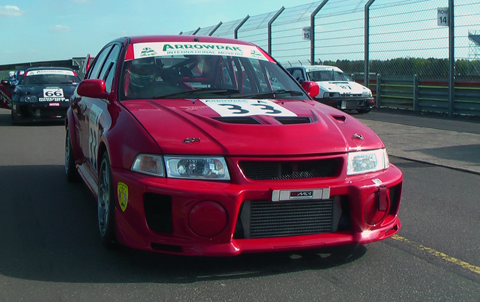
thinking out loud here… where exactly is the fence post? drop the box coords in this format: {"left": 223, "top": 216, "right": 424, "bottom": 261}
{"left": 268, "top": 7, "right": 285, "bottom": 55}
{"left": 234, "top": 15, "right": 250, "bottom": 39}
{"left": 376, "top": 73, "right": 381, "bottom": 108}
{"left": 413, "top": 74, "right": 419, "bottom": 112}
{"left": 208, "top": 22, "right": 223, "bottom": 36}
{"left": 310, "top": 0, "right": 329, "bottom": 65}
{"left": 364, "top": 0, "right": 376, "bottom": 88}
{"left": 448, "top": 0, "right": 455, "bottom": 117}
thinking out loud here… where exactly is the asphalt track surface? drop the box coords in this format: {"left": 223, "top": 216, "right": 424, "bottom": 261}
{"left": 0, "top": 107, "right": 479, "bottom": 301}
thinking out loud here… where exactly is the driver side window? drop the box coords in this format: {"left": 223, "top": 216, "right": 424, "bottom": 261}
{"left": 291, "top": 69, "right": 304, "bottom": 82}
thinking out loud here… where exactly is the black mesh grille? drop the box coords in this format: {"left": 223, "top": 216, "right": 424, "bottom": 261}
{"left": 235, "top": 199, "right": 339, "bottom": 239}
{"left": 239, "top": 158, "right": 341, "bottom": 180}
{"left": 144, "top": 193, "right": 173, "bottom": 233}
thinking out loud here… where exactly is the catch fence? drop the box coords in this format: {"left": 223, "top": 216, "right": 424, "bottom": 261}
{"left": 181, "top": 0, "right": 480, "bottom": 116}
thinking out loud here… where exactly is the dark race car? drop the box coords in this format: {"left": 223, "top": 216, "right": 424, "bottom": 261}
{"left": 11, "top": 67, "right": 81, "bottom": 123}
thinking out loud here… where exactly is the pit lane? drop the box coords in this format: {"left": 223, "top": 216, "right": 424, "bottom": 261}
{"left": 0, "top": 108, "right": 478, "bottom": 301}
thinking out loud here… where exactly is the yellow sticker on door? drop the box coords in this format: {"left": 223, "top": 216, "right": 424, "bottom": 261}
{"left": 117, "top": 182, "right": 129, "bottom": 212}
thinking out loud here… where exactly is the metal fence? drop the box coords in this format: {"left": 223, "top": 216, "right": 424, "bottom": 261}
{"left": 181, "top": 0, "right": 480, "bottom": 79}
{"left": 180, "top": 0, "right": 480, "bottom": 116}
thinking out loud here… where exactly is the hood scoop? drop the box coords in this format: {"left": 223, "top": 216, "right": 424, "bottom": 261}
{"left": 211, "top": 116, "right": 312, "bottom": 125}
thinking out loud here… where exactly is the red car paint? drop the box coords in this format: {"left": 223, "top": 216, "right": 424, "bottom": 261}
{"left": 66, "top": 35, "right": 402, "bottom": 256}
{"left": 0, "top": 81, "right": 13, "bottom": 109}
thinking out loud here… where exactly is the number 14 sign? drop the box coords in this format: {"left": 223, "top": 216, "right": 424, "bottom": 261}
{"left": 437, "top": 7, "right": 449, "bottom": 27}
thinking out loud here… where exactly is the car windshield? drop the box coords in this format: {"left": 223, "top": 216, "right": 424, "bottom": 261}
{"left": 19, "top": 72, "right": 80, "bottom": 85}
{"left": 306, "top": 70, "right": 351, "bottom": 82}
{"left": 120, "top": 54, "right": 309, "bottom": 100}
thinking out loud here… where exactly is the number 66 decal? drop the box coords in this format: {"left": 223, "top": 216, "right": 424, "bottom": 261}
{"left": 43, "top": 88, "right": 64, "bottom": 97}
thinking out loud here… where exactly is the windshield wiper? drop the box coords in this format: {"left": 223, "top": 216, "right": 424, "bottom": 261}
{"left": 241, "top": 90, "right": 304, "bottom": 99}
{"left": 153, "top": 88, "right": 240, "bottom": 99}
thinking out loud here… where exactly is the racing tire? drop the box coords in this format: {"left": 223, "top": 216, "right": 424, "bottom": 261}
{"left": 98, "top": 152, "right": 117, "bottom": 249}
{"left": 356, "top": 108, "right": 371, "bottom": 114}
{"left": 65, "top": 127, "right": 80, "bottom": 182}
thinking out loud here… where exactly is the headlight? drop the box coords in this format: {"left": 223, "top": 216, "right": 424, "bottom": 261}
{"left": 362, "top": 90, "right": 372, "bottom": 97}
{"left": 19, "top": 95, "right": 38, "bottom": 102}
{"left": 131, "top": 154, "right": 165, "bottom": 177}
{"left": 347, "top": 149, "right": 389, "bottom": 175}
{"left": 164, "top": 156, "right": 230, "bottom": 180}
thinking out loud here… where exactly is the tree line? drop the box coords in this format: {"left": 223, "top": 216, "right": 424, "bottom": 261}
{"left": 321, "top": 58, "right": 480, "bottom": 80}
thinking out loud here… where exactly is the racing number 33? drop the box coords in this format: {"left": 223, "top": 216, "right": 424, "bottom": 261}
{"left": 201, "top": 99, "right": 297, "bottom": 117}
{"left": 219, "top": 103, "right": 281, "bottom": 115}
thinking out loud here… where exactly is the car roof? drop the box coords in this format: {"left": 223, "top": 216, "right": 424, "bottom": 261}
{"left": 24, "top": 66, "right": 76, "bottom": 72}
{"left": 122, "top": 35, "right": 258, "bottom": 47}
{"left": 287, "top": 65, "right": 343, "bottom": 73}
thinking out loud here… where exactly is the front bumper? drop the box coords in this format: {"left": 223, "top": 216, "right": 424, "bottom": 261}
{"left": 316, "top": 97, "right": 375, "bottom": 111}
{"left": 12, "top": 101, "right": 69, "bottom": 123}
{"left": 109, "top": 163, "right": 403, "bottom": 257}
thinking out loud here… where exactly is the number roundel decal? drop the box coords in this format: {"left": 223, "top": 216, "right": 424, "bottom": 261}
{"left": 200, "top": 99, "right": 297, "bottom": 117}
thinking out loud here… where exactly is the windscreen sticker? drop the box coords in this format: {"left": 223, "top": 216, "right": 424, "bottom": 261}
{"left": 133, "top": 42, "right": 269, "bottom": 61}
{"left": 200, "top": 99, "right": 297, "bottom": 117}
{"left": 26, "top": 70, "right": 75, "bottom": 76}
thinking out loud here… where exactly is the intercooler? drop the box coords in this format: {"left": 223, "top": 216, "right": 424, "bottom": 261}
{"left": 234, "top": 198, "right": 343, "bottom": 239}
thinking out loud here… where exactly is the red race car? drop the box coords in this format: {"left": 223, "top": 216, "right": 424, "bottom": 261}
{"left": 65, "top": 35, "right": 402, "bottom": 257}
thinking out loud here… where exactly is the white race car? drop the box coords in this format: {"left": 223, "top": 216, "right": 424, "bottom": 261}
{"left": 287, "top": 65, "right": 374, "bottom": 113}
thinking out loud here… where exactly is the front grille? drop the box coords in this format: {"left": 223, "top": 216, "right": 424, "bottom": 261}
{"left": 239, "top": 158, "right": 341, "bottom": 180}
{"left": 234, "top": 198, "right": 342, "bottom": 239}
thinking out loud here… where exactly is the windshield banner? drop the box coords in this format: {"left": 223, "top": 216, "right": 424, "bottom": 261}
{"left": 133, "top": 42, "right": 269, "bottom": 61}
{"left": 26, "top": 70, "right": 75, "bottom": 76}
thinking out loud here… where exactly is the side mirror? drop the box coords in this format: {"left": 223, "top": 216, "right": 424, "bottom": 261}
{"left": 77, "top": 79, "right": 108, "bottom": 99}
{"left": 301, "top": 81, "right": 319, "bottom": 98}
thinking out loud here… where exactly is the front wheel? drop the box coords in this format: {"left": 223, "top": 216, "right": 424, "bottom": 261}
{"left": 98, "top": 152, "right": 117, "bottom": 248}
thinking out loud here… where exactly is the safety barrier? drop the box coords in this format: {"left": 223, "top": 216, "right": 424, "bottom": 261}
{"left": 357, "top": 76, "right": 480, "bottom": 116}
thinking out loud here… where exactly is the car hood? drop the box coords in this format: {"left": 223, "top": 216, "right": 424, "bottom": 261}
{"left": 122, "top": 98, "right": 384, "bottom": 156}
{"left": 317, "top": 81, "right": 371, "bottom": 95}
{"left": 14, "top": 84, "right": 77, "bottom": 97}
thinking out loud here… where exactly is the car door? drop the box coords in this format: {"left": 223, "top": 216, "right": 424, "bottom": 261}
{"left": 77, "top": 44, "right": 121, "bottom": 178}
{"left": 72, "top": 45, "right": 112, "bottom": 166}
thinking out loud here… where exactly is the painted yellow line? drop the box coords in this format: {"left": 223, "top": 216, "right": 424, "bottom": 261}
{"left": 392, "top": 235, "right": 480, "bottom": 275}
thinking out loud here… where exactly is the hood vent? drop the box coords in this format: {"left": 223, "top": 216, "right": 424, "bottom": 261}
{"left": 212, "top": 117, "right": 261, "bottom": 124}
{"left": 212, "top": 116, "right": 311, "bottom": 125}
{"left": 274, "top": 117, "right": 311, "bottom": 124}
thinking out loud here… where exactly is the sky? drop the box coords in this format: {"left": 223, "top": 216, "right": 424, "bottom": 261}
{"left": 0, "top": 0, "right": 319, "bottom": 65}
